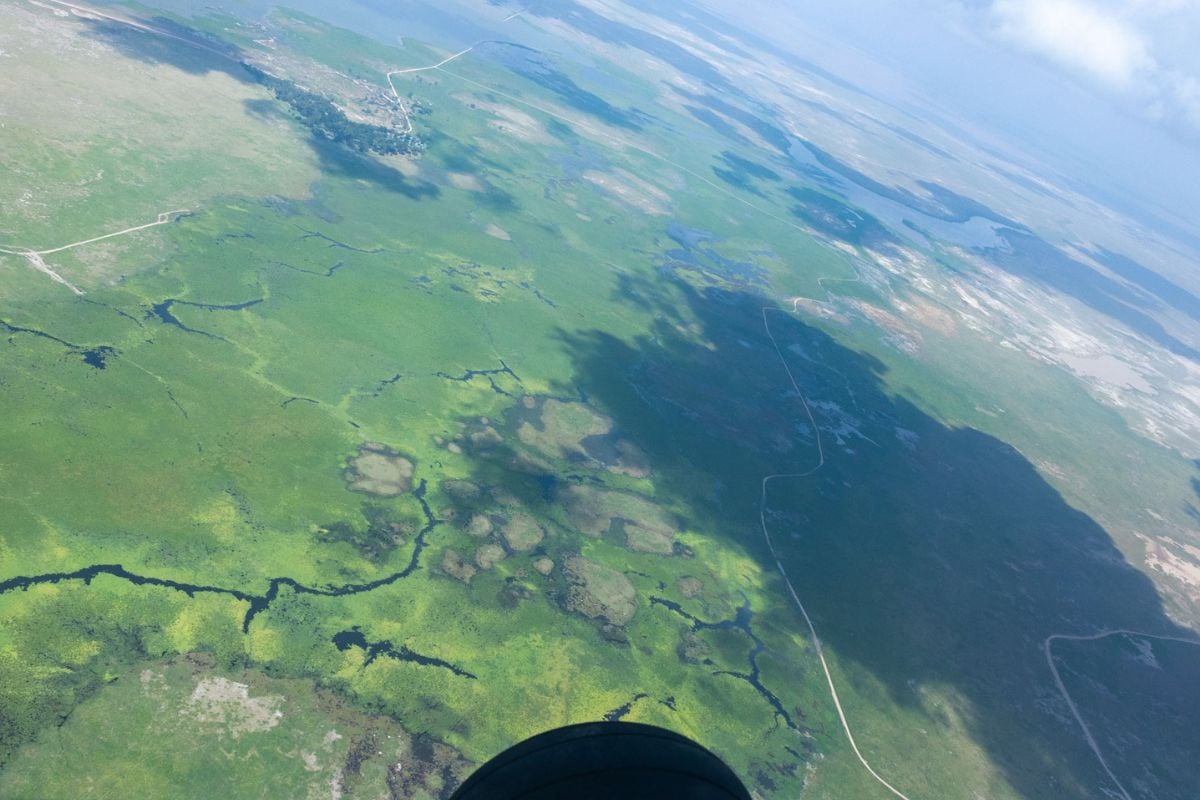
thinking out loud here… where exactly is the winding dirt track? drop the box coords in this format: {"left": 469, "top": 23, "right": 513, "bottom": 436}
{"left": 386, "top": 46, "right": 478, "bottom": 134}
{"left": 8, "top": 210, "right": 190, "bottom": 257}
{"left": 0, "top": 211, "right": 189, "bottom": 294}
{"left": 761, "top": 305, "right": 915, "bottom": 800}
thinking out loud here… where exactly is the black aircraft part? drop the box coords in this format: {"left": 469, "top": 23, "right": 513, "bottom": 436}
{"left": 448, "top": 722, "right": 751, "bottom": 800}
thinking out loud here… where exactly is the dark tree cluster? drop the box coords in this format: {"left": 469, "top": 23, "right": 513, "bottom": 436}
{"left": 243, "top": 64, "right": 426, "bottom": 157}
{"left": 315, "top": 505, "right": 410, "bottom": 564}
{"left": 407, "top": 94, "right": 434, "bottom": 116}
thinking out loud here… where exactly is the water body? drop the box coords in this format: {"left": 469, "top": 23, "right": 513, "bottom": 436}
{"left": 601, "top": 693, "right": 675, "bottom": 722}
{"left": 332, "top": 627, "right": 476, "bottom": 679}
{"left": 603, "top": 693, "right": 650, "bottom": 722}
{"left": 295, "top": 226, "right": 385, "bottom": 254}
{"left": 1, "top": 318, "right": 116, "bottom": 368}
{"left": 534, "top": 473, "right": 557, "bottom": 501}
{"left": 554, "top": 144, "right": 611, "bottom": 181}
{"left": 475, "top": 41, "right": 650, "bottom": 131}
{"left": 150, "top": 297, "right": 264, "bottom": 338}
{"left": 366, "top": 373, "right": 404, "bottom": 399}
{"left": 787, "top": 140, "right": 1015, "bottom": 250}
{"left": 651, "top": 595, "right": 799, "bottom": 731}
{"left": 518, "top": 281, "right": 557, "bottom": 309}
{"left": 81, "top": 348, "right": 117, "bottom": 369}
{"left": 0, "top": 480, "right": 443, "bottom": 634}
{"left": 660, "top": 225, "right": 767, "bottom": 287}
{"left": 270, "top": 259, "right": 346, "bottom": 278}
{"left": 436, "top": 360, "right": 522, "bottom": 397}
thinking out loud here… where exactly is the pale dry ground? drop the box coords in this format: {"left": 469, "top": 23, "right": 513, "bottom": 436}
{"left": 449, "top": 93, "right": 556, "bottom": 146}
{"left": 418, "top": 59, "right": 665, "bottom": 159}
{"left": 448, "top": 172, "right": 486, "bottom": 192}
{"left": 346, "top": 446, "right": 414, "bottom": 497}
{"left": 582, "top": 169, "right": 671, "bottom": 216}
{"left": 0, "top": 1, "right": 319, "bottom": 284}
{"left": 186, "top": 677, "right": 285, "bottom": 738}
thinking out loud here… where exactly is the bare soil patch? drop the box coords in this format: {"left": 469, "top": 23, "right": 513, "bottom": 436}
{"left": 345, "top": 443, "right": 414, "bottom": 496}
{"left": 562, "top": 556, "right": 637, "bottom": 626}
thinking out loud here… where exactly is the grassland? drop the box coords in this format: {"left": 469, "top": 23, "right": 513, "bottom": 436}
{"left": 0, "top": 4, "right": 318, "bottom": 266}
{"left": 1, "top": 1, "right": 1198, "bottom": 799}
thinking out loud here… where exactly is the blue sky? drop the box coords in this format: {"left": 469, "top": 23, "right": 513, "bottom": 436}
{"left": 960, "top": 0, "right": 1200, "bottom": 138}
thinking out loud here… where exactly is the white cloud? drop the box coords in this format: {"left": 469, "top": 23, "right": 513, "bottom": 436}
{"left": 975, "top": 0, "right": 1200, "bottom": 138}
{"left": 1158, "top": 69, "right": 1200, "bottom": 128}
{"left": 991, "top": 0, "right": 1153, "bottom": 87}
